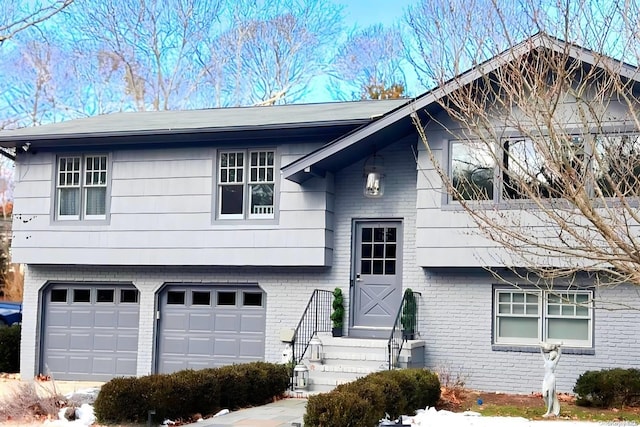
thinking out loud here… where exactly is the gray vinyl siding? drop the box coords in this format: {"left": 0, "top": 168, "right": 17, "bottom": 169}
{"left": 415, "top": 98, "right": 640, "bottom": 268}
{"left": 12, "top": 145, "right": 333, "bottom": 266}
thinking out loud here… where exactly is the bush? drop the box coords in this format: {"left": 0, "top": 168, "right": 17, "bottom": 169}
{"left": 574, "top": 368, "right": 640, "bottom": 408}
{"left": 94, "top": 362, "right": 290, "bottom": 423}
{"left": 305, "top": 369, "right": 441, "bottom": 427}
{"left": 305, "top": 391, "right": 376, "bottom": 427}
{"left": 0, "top": 324, "right": 20, "bottom": 373}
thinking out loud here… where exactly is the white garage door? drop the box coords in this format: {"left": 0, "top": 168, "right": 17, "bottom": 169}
{"left": 156, "top": 285, "right": 266, "bottom": 373}
{"left": 41, "top": 284, "right": 140, "bottom": 380}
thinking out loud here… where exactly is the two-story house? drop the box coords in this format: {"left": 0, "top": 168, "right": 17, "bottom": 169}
{"left": 2, "top": 34, "right": 640, "bottom": 394}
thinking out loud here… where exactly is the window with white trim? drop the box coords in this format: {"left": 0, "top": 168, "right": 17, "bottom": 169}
{"left": 217, "top": 150, "right": 275, "bottom": 219}
{"left": 494, "top": 289, "right": 592, "bottom": 347}
{"left": 56, "top": 155, "right": 108, "bottom": 220}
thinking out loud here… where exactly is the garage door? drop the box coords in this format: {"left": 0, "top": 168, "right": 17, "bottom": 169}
{"left": 156, "top": 285, "right": 266, "bottom": 373}
{"left": 41, "top": 284, "right": 140, "bottom": 380}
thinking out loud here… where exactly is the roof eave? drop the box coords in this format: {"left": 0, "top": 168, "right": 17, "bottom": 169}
{"left": 0, "top": 118, "right": 373, "bottom": 148}
{"left": 282, "top": 33, "right": 640, "bottom": 183}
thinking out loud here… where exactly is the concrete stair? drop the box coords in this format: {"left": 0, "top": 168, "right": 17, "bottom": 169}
{"left": 293, "top": 333, "right": 426, "bottom": 394}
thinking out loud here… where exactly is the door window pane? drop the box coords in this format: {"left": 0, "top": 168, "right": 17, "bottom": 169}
{"left": 217, "top": 291, "right": 236, "bottom": 306}
{"left": 120, "top": 289, "right": 139, "bottom": 303}
{"left": 192, "top": 291, "right": 211, "bottom": 306}
{"left": 372, "top": 260, "right": 384, "bottom": 274}
{"left": 73, "top": 289, "right": 91, "bottom": 303}
{"left": 361, "top": 260, "right": 372, "bottom": 275}
{"left": 97, "top": 289, "right": 114, "bottom": 303}
{"left": 50, "top": 289, "right": 67, "bottom": 303}
{"left": 243, "top": 292, "right": 263, "bottom": 307}
{"left": 385, "top": 260, "right": 395, "bottom": 275}
{"left": 361, "top": 227, "right": 372, "bottom": 242}
{"left": 167, "top": 291, "right": 185, "bottom": 305}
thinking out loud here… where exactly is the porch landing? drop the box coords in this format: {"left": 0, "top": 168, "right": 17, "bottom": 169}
{"left": 297, "top": 333, "right": 426, "bottom": 394}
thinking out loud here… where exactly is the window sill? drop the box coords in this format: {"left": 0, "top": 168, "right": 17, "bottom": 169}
{"left": 492, "top": 344, "right": 594, "bottom": 355}
{"left": 51, "top": 217, "right": 110, "bottom": 226}
{"left": 443, "top": 198, "right": 640, "bottom": 211}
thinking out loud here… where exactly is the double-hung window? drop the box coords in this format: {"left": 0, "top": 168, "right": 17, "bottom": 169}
{"left": 218, "top": 149, "right": 275, "bottom": 219}
{"left": 56, "top": 155, "right": 108, "bottom": 220}
{"left": 494, "top": 288, "right": 593, "bottom": 348}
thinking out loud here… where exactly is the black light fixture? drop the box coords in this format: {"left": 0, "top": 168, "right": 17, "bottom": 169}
{"left": 363, "top": 151, "right": 385, "bottom": 198}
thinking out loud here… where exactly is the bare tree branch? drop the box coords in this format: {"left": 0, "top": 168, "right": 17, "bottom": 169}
{"left": 0, "top": 0, "right": 74, "bottom": 44}
{"left": 407, "top": 0, "right": 640, "bottom": 306}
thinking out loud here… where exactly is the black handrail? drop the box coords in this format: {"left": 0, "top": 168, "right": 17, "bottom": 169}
{"left": 291, "top": 289, "right": 333, "bottom": 365}
{"left": 387, "top": 289, "right": 421, "bottom": 369}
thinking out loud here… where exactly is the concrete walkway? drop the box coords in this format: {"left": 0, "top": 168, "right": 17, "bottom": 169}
{"left": 194, "top": 398, "right": 307, "bottom": 427}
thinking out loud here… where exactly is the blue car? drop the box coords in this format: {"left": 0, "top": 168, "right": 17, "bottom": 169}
{"left": 0, "top": 301, "right": 22, "bottom": 327}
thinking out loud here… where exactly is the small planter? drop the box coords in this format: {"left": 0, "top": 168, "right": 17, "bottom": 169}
{"left": 330, "top": 288, "right": 344, "bottom": 337}
{"left": 401, "top": 288, "right": 417, "bottom": 341}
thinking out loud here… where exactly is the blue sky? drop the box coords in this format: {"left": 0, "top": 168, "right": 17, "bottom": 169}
{"left": 308, "top": 0, "right": 421, "bottom": 101}
{"left": 339, "top": 0, "right": 417, "bottom": 27}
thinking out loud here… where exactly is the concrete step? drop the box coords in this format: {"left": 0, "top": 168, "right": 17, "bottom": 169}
{"left": 295, "top": 336, "right": 427, "bottom": 393}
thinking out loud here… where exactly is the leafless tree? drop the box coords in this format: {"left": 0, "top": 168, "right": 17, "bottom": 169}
{"left": 196, "top": 0, "right": 344, "bottom": 107}
{"left": 406, "top": 0, "right": 640, "bottom": 305}
{"left": 0, "top": 0, "right": 73, "bottom": 45}
{"left": 0, "top": 39, "right": 72, "bottom": 127}
{"left": 66, "top": 0, "right": 222, "bottom": 111}
{"left": 329, "top": 24, "right": 407, "bottom": 100}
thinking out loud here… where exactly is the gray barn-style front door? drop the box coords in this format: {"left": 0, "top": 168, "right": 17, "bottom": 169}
{"left": 350, "top": 221, "right": 403, "bottom": 338}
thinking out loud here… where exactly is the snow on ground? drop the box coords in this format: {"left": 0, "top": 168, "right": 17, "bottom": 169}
{"left": 41, "top": 388, "right": 99, "bottom": 426}
{"left": 387, "top": 407, "right": 636, "bottom": 426}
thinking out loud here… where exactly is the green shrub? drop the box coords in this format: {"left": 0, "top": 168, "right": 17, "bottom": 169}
{"left": 574, "top": 368, "right": 640, "bottom": 408}
{"left": 93, "top": 377, "right": 148, "bottom": 423}
{"left": 0, "top": 324, "right": 20, "bottom": 373}
{"left": 94, "top": 362, "right": 289, "bottom": 423}
{"left": 305, "top": 391, "right": 376, "bottom": 427}
{"left": 304, "top": 368, "right": 441, "bottom": 427}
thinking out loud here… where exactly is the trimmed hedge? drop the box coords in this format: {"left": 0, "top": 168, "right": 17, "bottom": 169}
{"left": 574, "top": 368, "right": 640, "bottom": 408}
{"left": 94, "top": 362, "right": 289, "bottom": 423}
{"left": 0, "top": 324, "right": 20, "bottom": 373}
{"left": 304, "top": 369, "right": 441, "bottom": 427}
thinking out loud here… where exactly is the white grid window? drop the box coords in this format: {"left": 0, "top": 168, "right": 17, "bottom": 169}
{"left": 494, "top": 289, "right": 592, "bottom": 347}
{"left": 496, "top": 290, "right": 541, "bottom": 344}
{"left": 56, "top": 155, "right": 108, "bottom": 220}
{"left": 218, "top": 150, "right": 275, "bottom": 219}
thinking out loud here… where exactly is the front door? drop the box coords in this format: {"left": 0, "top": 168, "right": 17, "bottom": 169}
{"left": 350, "top": 221, "right": 402, "bottom": 338}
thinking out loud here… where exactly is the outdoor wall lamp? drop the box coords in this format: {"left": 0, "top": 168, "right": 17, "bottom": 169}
{"left": 363, "top": 152, "right": 385, "bottom": 198}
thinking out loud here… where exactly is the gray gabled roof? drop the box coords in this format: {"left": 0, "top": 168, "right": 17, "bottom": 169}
{"left": 282, "top": 33, "right": 640, "bottom": 183}
{"left": 0, "top": 99, "right": 407, "bottom": 146}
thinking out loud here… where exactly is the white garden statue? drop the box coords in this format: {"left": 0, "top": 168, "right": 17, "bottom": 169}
{"left": 540, "top": 342, "right": 562, "bottom": 417}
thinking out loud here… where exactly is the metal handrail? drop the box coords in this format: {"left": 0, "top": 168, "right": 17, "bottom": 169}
{"left": 291, "top": 289, "right": 333, "bottom": 365}
{"left": 387, "top": 289, "right": 421, "bottom": 370}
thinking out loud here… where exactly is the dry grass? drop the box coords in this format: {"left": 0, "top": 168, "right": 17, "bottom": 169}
{"left": 0, "top": 380, "right": 66, "bottom": 423}
{"left": 0, "top": 264, "right": 23, "bottom": 302}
